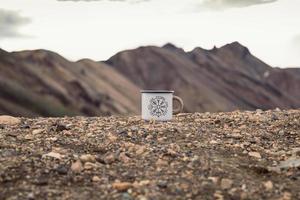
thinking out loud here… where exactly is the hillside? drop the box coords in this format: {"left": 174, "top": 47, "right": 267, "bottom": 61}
{"left": 0, "top": 48, "right": 139, "bottom": 117}
{"left": 0, "top": 42, "right": 300, "bottom": 116}
{"left": 107, "top": 42, "right": 300, "bottom": 113}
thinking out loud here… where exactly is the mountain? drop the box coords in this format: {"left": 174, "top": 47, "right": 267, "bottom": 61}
{"left": 107, "top": 42, "right": 300, "bottom": 112}
{"left": 0, "top": 48, "right": 139, "bottom": 117}
{"left": 0, "top": 42, "right": 299, "bottom": 116}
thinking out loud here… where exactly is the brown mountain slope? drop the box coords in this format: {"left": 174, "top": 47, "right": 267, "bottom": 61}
{"left": 106, "top": 42, "right": 300, "bottom": 112}
{"left": 0, "top": 48, "right": 139, "bottom": 117}
{"left": 1, "top": 42, "right": 299, "bottom": 116}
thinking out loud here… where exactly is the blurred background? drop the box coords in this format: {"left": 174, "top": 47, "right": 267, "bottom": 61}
{"left": 0, "top": 0, "right": 299, "bottom": 117}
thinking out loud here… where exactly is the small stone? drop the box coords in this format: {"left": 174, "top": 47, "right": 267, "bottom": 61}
{"left": 248, "top": 151, "right": 262, "bottom": 159}
{"left": 278, "top": 192, "right": 292, "bottom": 200}
{"left": 157, "top": 180, "right": 168, "bottom": 188}
{"left": 214, "top": 190, "right": 224, "bottom": 200}
{"left": 228, "top": 188, "right": 238, "bottom": 196}
{"left": 63, "top": 131, "right": 73, "bottom": 136}
{"left": 119, "top": 152, "right": 130, "bottom": 163}
{"left": 107, "top": 133, "right": 117, "bottom": 142}
{"left": 80, "top": 154, "right": 96, "bottom": 163}
{"left": 137, "top": 195, "right": 148, "bottom": 200}
{"left": 155, "top": 158, "right": 168, "bottom": 167}
{"left": 241, "top": 184, "right": 247, "bottom": 191}
{"left": 272, "top": 157, "right": 300, "bottom": 170}
{"left": 104, "top": 153, "right": 116, "bottom": 164}
{"left": 71, "top": 160, "right": 83, "bottom": 173}
{"left": 46, "top": 137, "right": 57, "bottom": 142}
{"left": 135, "top": 145, "right": 146, "bottom": 155}
{"left": 291, "top": 148, "right": 300, "bottom": 156}
{"left": 166, "top": 148, "right": 177, "bottom": 156}
{"left": 84, "top": 162, "right": 98, "bottom": 170}
{"left": 263, "top": 181, "right": 273, "bottom": 191}
{"left": 112, "top": 182, "right": 132, "bottom": 192}
{"left": 121, "top": 193, "right": 133, "bottom": 200}
{"left": 0, "top": 115, "right": 21, "bottom": 125}
{"left": 279, "top": 130, "right": 285, "bottom": 136}
{"left": 32, "top": 129, "right": 43, "bottom": 134}
{"left": 56, "top": 165, "right": 68, "bottom": 175}
{"left": 24, "top": 134, "right": 34, "bottom": 140}
{"left": 208, "top": 176, "right": 219, "bottom": 184}
{"left": 210, "top": 140, "right": 218, "bottom": 144}
{"left": 55, "top": 123, "right": 69, "bottom": 132}
{"left": 139, "top": 180, "right": 150, "bottom": 186}
{"left": 27, "top": 192, "right": 34, "bottom": 200}
{"left": 42, "top": 152, "right": 63, "bottom": 160}
{"left": 35, "top": 176, "right": 48, "bottom": 185}
{"left": 220, "top": 178, "right": 233, "bottom": 190}
{"left": 92, "top": 176, "right": 101, "bottom": 182}
{"left": 256, "top": 109, "right": 263, "bottom": 114}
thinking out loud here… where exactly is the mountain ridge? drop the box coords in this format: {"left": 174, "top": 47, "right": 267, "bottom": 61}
{"left": 0, "top": 42, "right": 299, "bottom": 116}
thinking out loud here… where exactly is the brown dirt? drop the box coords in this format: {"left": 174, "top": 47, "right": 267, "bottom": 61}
{"left": 1, "top": 109, "right": 300, "bottom": 200}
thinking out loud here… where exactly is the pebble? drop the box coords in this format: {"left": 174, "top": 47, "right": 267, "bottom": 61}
{"left": 107, "top": 133, "right": 117, "bottom": 142}
{"left": 56, "top": 165, "right": 68, "bottom": 175}
{"left": 279, "top": 130, "right": 285, "bottom": 136}
{"left": 80, "top": 154, "right": 96, "bottom": 163}
{"left": 214, "top": 190, "right": 224, "bottom": 200}
{"left": 208, "top": 177, "right": 219, "bottom": 184}
{"left": 24, "top": 134, "right": 34, "bottom": 140}
{"left": 42, "top": 152, "right": 63, "bottom": 160}
{"left": 112, "top": 182, "right": 132, "bottom": 192}
{"left": 49, "top": 137, "right": 58, "bottom": 141}
{"left": 135, "top": 145, "right": 146, "bottom": 155}
{"left": 166, "top": 148, "right": 177, "bottom": 156}
{"left": 92, "top": 176, "right": 101, "bottom": 182}
{"left": 248, "top": 151, "right": 262, "bottom": 159}
{"left": 157, "top": 180, "right": 168, "bottom": 188}
{"left": 55, "top": 123, "right": 69, "bottom": 132}
{"left": 84, "top": 162, "right": 98, "bottom": 170}
{"left": 71, "top": 160, "right": 83, "bottom": 173}
{"left": 155, "top": 158, "right": 168, "bottom": 167}
{"left": 220, "top": 178, "right": 233, "bottom": 190}
{"left": 271, "top": 157, "right": 300, "bottom": 170}
{"left": 0, "top": 115, "right": 21, "bottom": 125}
{"left": 119, "top": 152, "right": 130, "bottom": 163}
{"left": 121, "top": 193, "right": 133, "bottom": 200}
{"left": 279, "top": 192, "right": 292, "bottom": 200}
{"left": 137, "top": 195, "right": 148, "bottom": 200}
{"left": 210, "top": 140, "right": 218, "bottom": 144}
{"left": 104, "top": 153, "right": 116, "bottom": 164}
{"left": 263, "top": 181, "right": 273, "bottom": 191}
{"left": 32, "top": 129, "right": 44, "bottom": 135}
{"left": 27, "top": 192, "right": 34, "bottom": 200}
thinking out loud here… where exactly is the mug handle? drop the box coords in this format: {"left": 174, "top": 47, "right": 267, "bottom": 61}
{"left": 173, "top": 96, "right": 184, "bottom": 114}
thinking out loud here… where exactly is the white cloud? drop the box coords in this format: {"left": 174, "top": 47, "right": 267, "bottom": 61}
{"left": 0, "top": 9, "right": 31, "bottom": 39}
{"left": 56, "top": 0, "right": 148, "bottom": 2}
{"left": 200, "top": 0, "right": 278, "bottom": 10}
{"left": 291, "top": 34, "right": 300, "bottom": 55}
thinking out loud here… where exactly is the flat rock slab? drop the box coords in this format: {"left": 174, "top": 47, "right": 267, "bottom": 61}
{"left": 0, "top": 115, "right": 21, "bottom": 125}
{"left": 0, "top": 110, "right": 300, "bottom": 200}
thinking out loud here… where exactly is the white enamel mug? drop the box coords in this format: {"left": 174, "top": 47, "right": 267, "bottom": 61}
{"left": 141, "top": 90, "right": 184, "bottom": 121}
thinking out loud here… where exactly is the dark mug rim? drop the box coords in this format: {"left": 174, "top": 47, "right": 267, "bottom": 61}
{"left": 140, "top": 90, "right": 174, "bottom": 94}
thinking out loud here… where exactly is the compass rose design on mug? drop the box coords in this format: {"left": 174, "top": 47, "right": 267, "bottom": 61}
{"left": 148, "top": 96, "right": 168, "bottom": 117}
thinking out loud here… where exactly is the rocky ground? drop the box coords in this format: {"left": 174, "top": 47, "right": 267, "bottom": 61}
{"left": 0, "top": 109, "right": 300, "bottom": 200}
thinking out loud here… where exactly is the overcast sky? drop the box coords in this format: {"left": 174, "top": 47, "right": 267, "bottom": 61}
{"left": 0, "top": 0, "right": 299, "bottom": 67}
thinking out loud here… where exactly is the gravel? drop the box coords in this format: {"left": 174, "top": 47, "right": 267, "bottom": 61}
{"left": 0, "top": 109, "right": 300, "bottom": 199}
